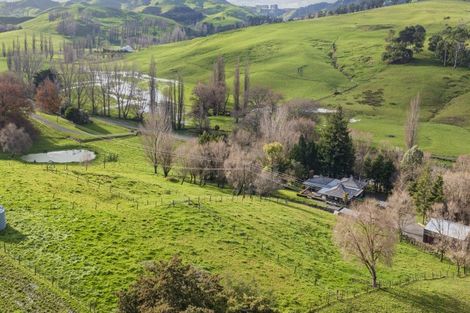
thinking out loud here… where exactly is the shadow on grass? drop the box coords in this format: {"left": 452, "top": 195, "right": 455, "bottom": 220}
{"left": 407, "top": 57, "right": 446, "bottom": 68}
{"left": 76, "top": 122, "right": 112, "bottom": 135}
{"left": 0, "top": 224, "right": 27, "bottom": 244}
{"left": 383, "top": 287, "right": 467, "bottom": 313}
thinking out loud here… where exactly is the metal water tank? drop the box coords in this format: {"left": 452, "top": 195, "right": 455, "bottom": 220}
{"left": 0, "top": 206, "right": 6, "bottom": 231}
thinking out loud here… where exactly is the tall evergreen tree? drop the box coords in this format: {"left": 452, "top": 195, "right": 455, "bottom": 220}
{"left": 409, "top": 166, "right": 444, "bottom": 224}
{"left": 291, "top": 134, "right": 319, "bottom": 178}
{"left": 318, "top": 106, "right": 355, "bottom": 177}
{"left": 364, "top": 154, "right": 396, "bottom": 193}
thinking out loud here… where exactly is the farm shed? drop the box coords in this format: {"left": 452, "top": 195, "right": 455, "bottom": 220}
{"left": 423, "top": 218, "right": 470, "bottom": 244}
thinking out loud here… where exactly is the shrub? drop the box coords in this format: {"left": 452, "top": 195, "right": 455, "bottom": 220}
{"left": 0, "top": 123, "right": 32, "bottom": 155}
{"left": 117, "top": 256, "right": 278, "bottom": 313}
{"left": 64, "top": 107, "right": 90, "bottom": 125}
{"left": 104, "top": 153, "right": 119, "bottom": 163}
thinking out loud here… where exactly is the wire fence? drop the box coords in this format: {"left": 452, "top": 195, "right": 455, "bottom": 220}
{"left": 1, "top": 161, "right": 469, "bottom": 312}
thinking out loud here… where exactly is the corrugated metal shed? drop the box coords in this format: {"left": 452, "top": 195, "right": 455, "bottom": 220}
{"left": 425, "top": 218, "right": 470, "bottom": 241}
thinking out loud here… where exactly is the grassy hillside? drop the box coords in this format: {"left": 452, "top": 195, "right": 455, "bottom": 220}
{"left": 126, "top": 0, "right": 470, "bottom": 156}
{"left": 319, "top": 276, "right": 470, "bottom": 313}
{"left": 0, "top": 252, "right": 86, "bottom": 312}
{"left": 0, "top": 118, "right": 461, "bottom": 312}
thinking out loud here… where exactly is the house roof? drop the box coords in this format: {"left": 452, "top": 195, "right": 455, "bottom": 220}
{"left": 425, "top": 218, "right": 470, "bottom": 241}
{"left": 120, "top": 45, "right": 134, "bottom": 52}
{"left": 303, "top": 176, "right": 340, "bottom": 189}
{"left": 304, "top": 175, "right": 367, "bottom": 200}
{"left": 318, "top": 183, "right": 364, "bottom": 199}
{"left": 341, "top": 177, "right": 368, "bottom": 190}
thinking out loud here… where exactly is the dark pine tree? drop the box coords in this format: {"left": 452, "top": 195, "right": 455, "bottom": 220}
{"left": 318, "top": 106, "right": 355, "bottom": 178}
{"left": 291, "top": 134, "right": 319, "bottom": 178}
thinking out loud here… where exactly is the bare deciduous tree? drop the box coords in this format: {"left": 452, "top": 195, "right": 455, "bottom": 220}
{"left": 443, "top": 166, "right": 470, "bottom": 224}
{"left": 86, "top": 62, "right": 99, "bottom": 114}
{"left": 224, "top": 146, "right": 260, "bottom": 195}
{"left": 175, "top": 139, "right": 200, "bottom": 184}
{"left": 334, "top": 200, "right": 398, "bottom": 288}
{"left": 122, "top": 66, "right": 141, "bottom": 119}
{"left": 0, "top": 123, "right": 32, "bottom": 155}
{"left": 388, "top": 188, "right": 415, "bottom": 237}
{"left": 249, "top": 86, "right": 283, "bottom": 113}
{"left": 74, "top": 62, "right": 88, "bottom": 110}
{"left": 98, "top": 64, "right": 112, "bottom": 116}
{"left": 59, "top": 61, "right": 76, "bottom": 106}
{"left": 112, "top": 63, "right": 127, "bottom": 118}
{"left": 159, "top": 132, "right": 174, "bottom": 177}
{"left": 140, "top": 109, "right": 172, "bottom": 175}
{"left": 448, "top": 239, "right": 470, "bottom": 276}
{"left": 132, "top": 88, "right": 148, "bottom": 121}
{"left": 427, "top": 206, "right": 453, "bottom": 262}
{"left": 405, "top": 93, "right": 420, "bottom": 149}
{"left": 190, "top": 83, "right": 211, "bottom": 132}
{"left": 203, "top": 140, "right": 229, "bottom": 187}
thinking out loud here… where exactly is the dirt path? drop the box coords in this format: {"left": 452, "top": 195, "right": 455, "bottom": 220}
{"left": 31, "top": 113, "right": 87, "bottom": 136}
{"left": 93, "top": 116, "right": 194, "bottom": 142}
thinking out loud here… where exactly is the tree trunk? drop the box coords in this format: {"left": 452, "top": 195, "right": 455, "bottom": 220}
{"left": 154, "top": 165, "right": 157, "bottom": 174}
{"left": 370, "top": 266, "right": 377, "bottom": 288}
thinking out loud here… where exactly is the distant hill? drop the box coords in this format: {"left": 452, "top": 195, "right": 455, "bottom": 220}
{"left": 287, "top": 0, "right": 410, "bottom": 19}
{"left": 0, "top": 0, "right": 256, "bottom": 50}
{"left": 0, "top": 0, "right": 60, "bottom": 16}
{"left": 125, "top": 0, "right": 470, "bottom": 156}
{"left": 0, "top": 0, "right": 256, "bottom": 40}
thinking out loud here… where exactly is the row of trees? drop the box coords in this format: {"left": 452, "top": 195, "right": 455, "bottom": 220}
{"left": 429, "top": 25, "right": 470, "bottom": 68}
{"left": 142, "top": 89, "right": 399, "bottom": 196}
{"left": 301, "top": 0, "right": 410, "bottom": 20}
{"left": 384, "top": 24, "right": 470, "bottom": 68}
{"left": 190, "top": 56, "right": 251, "bottom": 130}
{"left": 29, "top": 53, "right": 186, "bottom": 127}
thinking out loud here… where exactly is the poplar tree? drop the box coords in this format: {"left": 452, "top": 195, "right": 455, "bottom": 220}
{"left": 243, "top": 59, "right": 250, "bottom": 111}
{"left": 233, "top": 57, "right": 241, "bottom": 123}
{"left": 149, "top": 56, "right": 157, "bottom": 113}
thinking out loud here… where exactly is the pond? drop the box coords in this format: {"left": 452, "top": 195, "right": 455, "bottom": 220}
{"left": 21, "top": 149, "right": 96, "bottom": 164}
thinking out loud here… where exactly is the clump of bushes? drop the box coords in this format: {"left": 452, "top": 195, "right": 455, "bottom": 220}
{"left": 63, "top": 107, "right": 90, "bottom": 125}
{"left": 117, "top": 256, "right": 278, "bottom": 313}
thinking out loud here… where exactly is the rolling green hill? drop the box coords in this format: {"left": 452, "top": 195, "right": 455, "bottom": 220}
{"left": 0, "top": 116, "right": 464, "bottom": 312}
{"left": 125, "top": 0, "right": 470, "bottom": 156}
